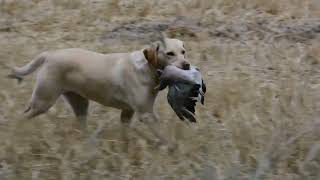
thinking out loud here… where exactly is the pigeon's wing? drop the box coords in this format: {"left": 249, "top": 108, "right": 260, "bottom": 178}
{"left": 200, "top": 80, "right": 206, "bottom": 105}
{"left": 202, "top": 80, "right": 206, "bottom": 94}
{"left": 200, "top": 95, "right": 205, "bottom": 105}
{"left": 181, "top": 108, "right": 197, "bottom": 123}
{"left": 183, "top": 84, "right": 200, "bottom": 114}
{"left": 171, "top": 106, "right": 185, "bottom": 121}
{"left": 174, "top": 84, "right": 199, "bottom": 122}
{"left": 189, "top": 84, "right": 201, "bottom": 97}
{"left": 163, "top": 66, "right": 206, "bottom": 123}
{"left": 184, "top": 98, "right": 197, "bottom": 114}
{"left": 167, "top": 85, "right": 185, "bottom": 121}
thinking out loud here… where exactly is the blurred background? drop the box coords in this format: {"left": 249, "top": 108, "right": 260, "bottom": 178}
{"left": 0, "top": 0, "right": 320, "bottom": 179}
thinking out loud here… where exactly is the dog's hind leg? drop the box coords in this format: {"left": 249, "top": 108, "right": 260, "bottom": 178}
{"left": 137, "top": 111, "right": 176, "bottom": 150}
{"left": 62, "top": 92, "right": 89, "bottom": 131}
{"left": 24, "top": 81, "right": 61, "bottom": 119}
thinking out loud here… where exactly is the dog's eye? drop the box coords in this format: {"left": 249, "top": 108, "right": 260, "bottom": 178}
{"left": 182, "top": 50, "right": 185, "bottom": 55}
{"left": 166, "top": 52, "right": 175, "bottom": 56}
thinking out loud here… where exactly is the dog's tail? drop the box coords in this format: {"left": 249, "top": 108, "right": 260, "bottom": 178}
{"left": 7, "top": 52, "right": 48, "bottom": 83}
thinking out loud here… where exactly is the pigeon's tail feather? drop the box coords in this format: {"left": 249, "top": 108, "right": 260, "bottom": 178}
{"left": 181, "top": 108, "right": 197, "bottom": 123}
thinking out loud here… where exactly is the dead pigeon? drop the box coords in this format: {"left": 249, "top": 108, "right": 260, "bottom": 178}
{"left": 157, "top": 65, "right": 206, "bottom": 122}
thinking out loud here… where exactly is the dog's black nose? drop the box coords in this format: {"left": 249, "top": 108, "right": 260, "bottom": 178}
{"left": 183, "top": 63, "right": 190, "bottom": 70}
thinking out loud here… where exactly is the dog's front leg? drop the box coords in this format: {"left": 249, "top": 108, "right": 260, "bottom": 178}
{"left": 120, "top": 109, "right": 134, "bottom": 152}
{"left": 138, "top": 112, "right": 176, "bottom": 150}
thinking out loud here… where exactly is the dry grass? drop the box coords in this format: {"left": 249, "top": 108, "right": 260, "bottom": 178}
{"left": 0, "top": 0, "right": 320, "bottom": 179}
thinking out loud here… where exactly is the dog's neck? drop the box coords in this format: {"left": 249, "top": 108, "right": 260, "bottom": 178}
{"left": 130, "top": 50, "right": 161, "bottom": 93}
{"left": 146, "top": 63, "right": 161, "bottom": 93}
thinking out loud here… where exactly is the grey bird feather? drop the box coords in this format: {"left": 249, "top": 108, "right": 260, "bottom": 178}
{"left": 157, "top": 65, "right": 206, "bottom": 122}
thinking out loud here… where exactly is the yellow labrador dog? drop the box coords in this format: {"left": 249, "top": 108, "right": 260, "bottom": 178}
{"left": 8, "top": 36, "right": 189, "bottom": 145}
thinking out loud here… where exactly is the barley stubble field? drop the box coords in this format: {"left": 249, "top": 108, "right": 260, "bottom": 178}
{"left": 0, "top": 0, "right": 320, "bottom": 179}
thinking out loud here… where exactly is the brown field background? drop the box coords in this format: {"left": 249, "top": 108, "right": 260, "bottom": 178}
{"left": 0, "top": 0, "right": 320, "bottom": 179}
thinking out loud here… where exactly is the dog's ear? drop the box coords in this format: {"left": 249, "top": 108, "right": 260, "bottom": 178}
{"left": 143, "top": 47, "right": 158, "bottom": 68}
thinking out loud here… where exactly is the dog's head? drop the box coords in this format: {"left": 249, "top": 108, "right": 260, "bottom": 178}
{"left": 143, "top": 34, "right": 190, "bottom": 70}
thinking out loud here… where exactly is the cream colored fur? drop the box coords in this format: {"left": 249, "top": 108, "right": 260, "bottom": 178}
{"left": 9, "top": 38, "right": 189, "bottom": 146}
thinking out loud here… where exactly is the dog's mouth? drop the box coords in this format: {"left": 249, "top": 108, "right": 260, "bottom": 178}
{"left": 182, "top": 63, "right": 191, "bottom": 70}
{"left": 169, "top": 63, "right": 191, "bottom": 71}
